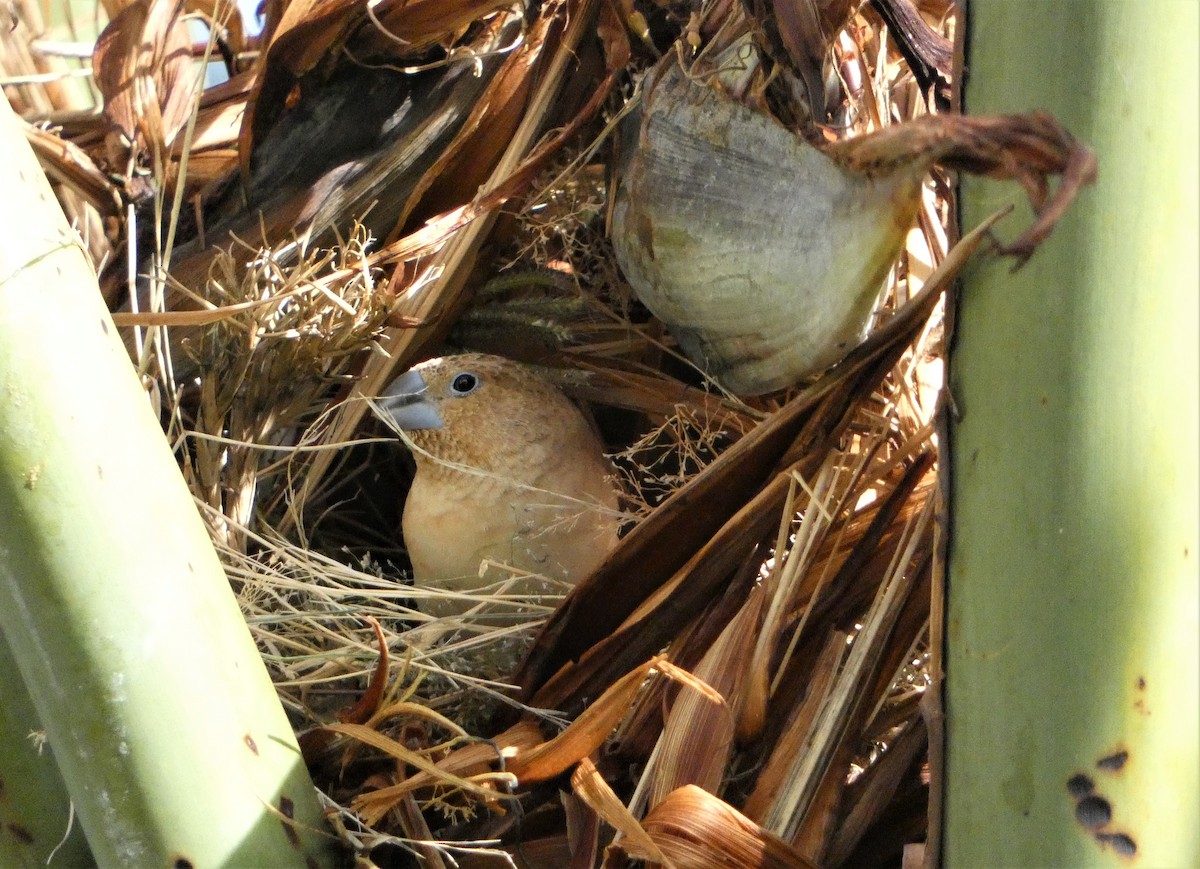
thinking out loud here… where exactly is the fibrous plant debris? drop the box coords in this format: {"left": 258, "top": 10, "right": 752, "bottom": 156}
{"left": 4, "top": 0, "right": 1094, "bottom": 866}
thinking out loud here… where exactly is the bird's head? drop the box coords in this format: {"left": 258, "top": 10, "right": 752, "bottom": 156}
{"left": 375, "top": 353, "right": 591, "bottom": 474}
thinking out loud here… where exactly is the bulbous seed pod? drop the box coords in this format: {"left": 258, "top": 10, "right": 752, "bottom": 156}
{"left": 612, "top": 53, "right": 1096, "bottom": 396}
{"left": 612, "top": 56, "right": 922, "bottom": 396}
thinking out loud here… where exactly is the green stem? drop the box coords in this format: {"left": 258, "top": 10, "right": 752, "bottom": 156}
{"left": 0, "top": 100, "right": 336, "bottom": 868}
{"left": 946, "top": 2, "right": 1199, "bottom": 866}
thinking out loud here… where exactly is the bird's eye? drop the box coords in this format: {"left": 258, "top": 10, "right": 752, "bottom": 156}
{"left": 450, "top": 372, "right": 479, "bottom": 395}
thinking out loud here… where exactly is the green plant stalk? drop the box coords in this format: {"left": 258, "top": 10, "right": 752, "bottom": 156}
{"left": 0, "top": 103, "right": 335, "bottom": 866}
{"left": 946, "top": 2, "right": 1199, "bottom": 866}
{"left": 0, "top": 627, "right": 95, "bottom": 867}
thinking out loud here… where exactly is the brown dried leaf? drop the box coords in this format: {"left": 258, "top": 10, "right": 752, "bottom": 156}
{"left": 237, "top": 0, "right": 365, "bottom": 176}
{"left": 368, "top": 0, "right": 518, "bottom": 54}
{"left": 93, "top": 0, "right": 195, "bottom": 163}
{"left": 23, "top": 122, "right": 120, "bottom": 217}
{"left": 645, "top": 585, "right": 761, "bottom": 808}
{"left": 744, "top": 0, "right": 857, "bottom": 116}
{"left": 642, "top": 785, "right": 818, "bottom": 869}
{"left": 174, "top": 68, "right": 255, "bottom": 155}
{"left": 826, "top": 111, "right": 1097, "bottom": 265}
{"left": 868, "top": 0, "right": 953, "bottom": 98}
{"left": 400, "top": 0, "right": 625, "bottom": 234}
{"left": 571, "top": 757, "right": 669, "bottom": 866}
{"left": 743, "top": 629, "right": 846, "bottom": 822}
{"left": 380, "top": 9, "right": 549, "bottom": 242}
{"left": 241, "top": 0, "right": 516, "bottom": 174}
{"left": 562, "top": 789, "right": 601, "bottom": 868}
{"left": 508, "top": 657, "right": 723, "bottom": 785}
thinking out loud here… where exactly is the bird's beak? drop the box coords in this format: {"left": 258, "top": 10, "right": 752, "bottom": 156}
{"left": 377, "top": 369, "right": 444, "bottom": 431}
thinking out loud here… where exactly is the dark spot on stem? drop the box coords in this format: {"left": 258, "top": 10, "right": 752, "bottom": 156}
{"left": 244, "top": 733, "right": 259, "bottom": 755}
{"left": 1075, "top": 795, "right": 1112, "bottom": 829}
{"left": 1066, "top": 773, "right": 1094, "bottom": 798}
{"left": 279, "top": 795, "right": 300, "bottom": 846}
{"left": 7, "top": 823, "right": 34, "bottom": 845}
{"left": 173, "top": 858, "right": 195, "bottom": 869}
{"left": 1096, "top": 832, "right": 1137, "bottom": 857}
{"left": 1097, "top": 750, "right": 1128, "bottom": 772}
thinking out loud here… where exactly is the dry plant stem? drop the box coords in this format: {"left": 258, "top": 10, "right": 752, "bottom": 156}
{"left": 342, "top": 719, "right": 543, "bottom": 823}
{"left": 808, "top": 566, "right": 933, "bottom": 863}
{"left": 792, "top": 711, "right": 855, "bottom": 862}
{"left": 327, "top": 721, "right": 518, "bottom": 824}
{"left": 23, "top": 122, "right": 120, "bottom": 217}
{"left": 804, "top": 452, "right": 936, "bottom": 631}
{"left": 826, "top": 712, "right": 927, "bottom": 865}
{"left": 738, "top": 466, "right": 937, "bottom": 837}
{"left": 744, "top": 629, "right": 849, "bottom": 821}
{"left": 764, "top": 490, "right": 936, "bottom": 843}
{"left": 742, "top": 458, "right": 861, "bottom": 740}
{"left": 395, "top": 793, "right": 448, "bottom": 869}
{"left": 112, "top": 293, "right": 304, "bottom": 326}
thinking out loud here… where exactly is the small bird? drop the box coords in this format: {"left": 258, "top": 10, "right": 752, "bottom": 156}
{"left": 375, "top": 353, "right": 621, "bottom": 619}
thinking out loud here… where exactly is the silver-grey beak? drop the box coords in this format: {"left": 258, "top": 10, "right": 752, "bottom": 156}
{"left": 377, "top": 369, "right": 444, "bottom": 431}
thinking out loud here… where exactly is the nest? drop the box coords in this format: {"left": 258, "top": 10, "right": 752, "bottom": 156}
{"left": 5, "top": 0, "right": 1093, "bottom": 865}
